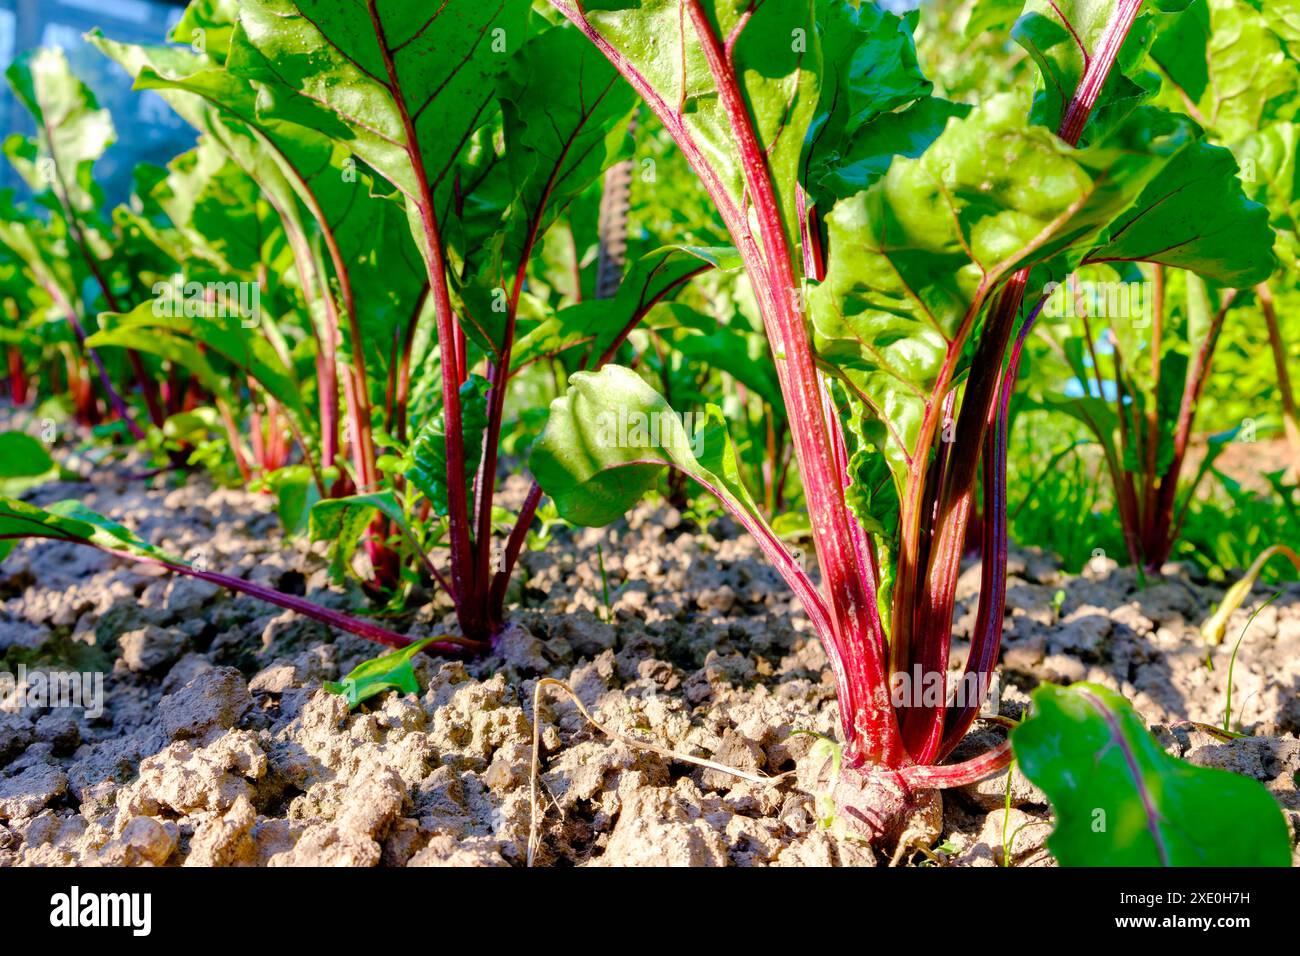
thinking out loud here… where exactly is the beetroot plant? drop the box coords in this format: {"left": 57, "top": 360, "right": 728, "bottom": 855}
{"left": 529, "top": 0, "right": 1278, "bottom": 840}
{"left": 1022, "top": 0, "right": 1287, "bottom": 572}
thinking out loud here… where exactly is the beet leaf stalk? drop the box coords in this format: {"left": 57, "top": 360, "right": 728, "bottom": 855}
{"left": 901, "top": 0, "right": 1144, "bottom": 763}
{"left": 1257, "top": 282, "right": 1300, "bottom": 477}
{"left": 0, "top": 495, "right": 487, "bottom": 655}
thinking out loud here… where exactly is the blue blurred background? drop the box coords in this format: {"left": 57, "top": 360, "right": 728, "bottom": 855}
{"left": 1, "top": 0, "right": 194, "bottom": 206}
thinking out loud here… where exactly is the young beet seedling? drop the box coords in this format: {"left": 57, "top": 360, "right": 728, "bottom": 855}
{"left": 532, "top": 0, "right": 1273, "bottom": 842}
{"left": 1031, "top": 267, "right": 1268, "bottom": 574}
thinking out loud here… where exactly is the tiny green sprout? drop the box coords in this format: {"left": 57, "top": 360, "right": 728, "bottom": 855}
{"left": 1001, "top": 759, "right": 1016, "bottom": 866}
{"left": 919, "top": 838, "right": 958, "bottom": 867}
{"left": 682, "top": 495, "right": 723, "bottom": 539}
{"left": 1223, "top": 591, "right": 1282, "bottom": 734}
{"left": 526, "top": 501, "right": 565, "bottom": 551}
{"left": 324, "top": 637, "right": 435, "bottom": 709}
{"left": 1051, "top": 589, "right": 1066, "bottom": 617}
{"left": 791, "top": 731, "right": 842, "bottom": 830}
{"left": 1202, "top": 545, "right": 1300, "bottom": 645}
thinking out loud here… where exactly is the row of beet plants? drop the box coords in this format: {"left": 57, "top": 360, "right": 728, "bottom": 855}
{"left": 0, "top": 0, "right": 1290, "bottom": 864}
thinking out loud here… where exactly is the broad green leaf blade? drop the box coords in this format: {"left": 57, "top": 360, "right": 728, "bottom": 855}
{"left": 1012, "top": 0, "right": 1179, "bottom": 142}
{"left": 84, "top": 323, "right": 232, "bottom": 404}
{"left": 93, "top": 24, "right": 430, "bottom": 397}
{"left": 0, "top": 431, "right": 54, "bottom": 477}
{"left": 89, "top": 298, "right": 309, "bottom": 427}
{"left": 813, "top": 96, "right": 971, "bottom": 204}
{"left": 235, "top": 0, "right": 528, "bottom": 233}
{"left": 0, "top": 200, "right": 79, "bottom": 308}
{"left": 804, "top": 1, "right": 942, "bottom": 207}
{"left": 1152, "top": 0, "right": 1300, "bottom": 146}
{"left": 1084, "top": 139, "right": 1276, "bottom": 287}
{"left": 46, "top": 501, "right": 183, "bottom": 561}
{"left": 456, "top": 24, "right": 636, "bottom": 356}
{"left": 966, "top": 0, "right": 1027, "bottom": 38}
{"left": 836, "top": 386, "right": 900, "bottom": 637}
{"left": 0, "top": 431, "right": 58, "bottom": 496}
{"left": 1012, "top": 682, "right": 1292, "bottom": 866}
{"left": 91, "top": 29, "right": 326, "bottom": 300}
{"left": 650, "top": 302, "right": 782, "bottom": 409}
{"left": 147, "top": 140, "right": 273, "bottom": 275}
{"left": 1149, "top": 0, "right": 1300, "bottom": 261}
{"left": 172, "top": 0, "right": 243, "bottom": 64}
{"left": 1258, "top": 0, "right": 1300, "bottom": 44}
{"left": 838, "top": 394, "right": 901, "bottom": 541}
{"left": 324, "top": 637, "right": 434, "bottom": 709}
{"left": 814, "top": 1, "right": 931, "bottom": 136}
{"left": 1149, "top": 0, "right": 1211, "bottom": 101}
{"left": 808, "top": 93, "right": 1179, "bottom": 488}
{"left": 531, "top": 364, "right": 761, "bottom": 528}
{"left": 1235, "top": 122, "right": 1299, "bottom": 242}
{"left": 264, "top": 464, "right": 323, "bottom": 536}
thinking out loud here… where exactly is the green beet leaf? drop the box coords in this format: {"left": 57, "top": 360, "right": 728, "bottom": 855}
{"left": 0, "top": 431, "right": 58, "bottom": 495}
{"left": 805, "top": 0, "right": 939, "bottom": 208}
{"left": 650, "top": 302, "right": 782, "bottom": 410}
{"left": 0, "top": 496, "right": 181, "bottom": 565}
{"left": 1084, "top": 136, "right": 1276, "bottom": 288}
{"left": 511, "top": 245, "right": 739, "bottom": 372}
{"left": 89, "top": 297, "right": 310, "bottom": 430}
{"left": 1153, "top": 0, "right": 1299, "bottom": 146}
{"left": 4, "top": 48, "right": 114, "bottom": 217}
{"left": 1012, "top": 682, "right": 1292, "bottom": 866}
{"left": 530, "top": 364, "right": 762, "bottom": 529}
{"left": 455, "top": 24, "right": 636, "bottom": 357}
{"left": 93, "top": 23, "right": 429, "bottom": 394}
{"left": 234, "top": 0, "right": 528, "bottom": 295}
{"left": 171, "top": 0, "right": 242, "bottom": 64}
{"left": 1012, "top": 0, "right": 1190, "bottom": 143}
{"left": 551, "top": 0, "right": 818, "bottom": 256}
{"left": 810, "top": 92, "right": 1170, "bottom": 491}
